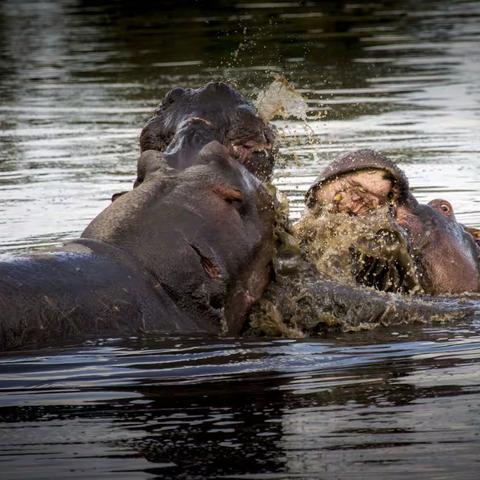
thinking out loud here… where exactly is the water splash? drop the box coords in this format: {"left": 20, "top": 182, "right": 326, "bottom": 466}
{"left": 248, "top": 198, "right": 470, "bottom": 337}
{"left": 295, "top": 206, "right": 424, "bottom": 295}
{"left": 255, "top": 76, "right": 309, "bottom": 122}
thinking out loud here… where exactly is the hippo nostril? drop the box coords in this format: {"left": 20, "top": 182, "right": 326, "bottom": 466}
{"left": 163, "top": 87, "right": 186, "bottom": 105}
{"left": 205, "top": 81, "right": 231, "bottom": 93}
{"left": 209, "top": 294, "right": 224, "bottom": 310}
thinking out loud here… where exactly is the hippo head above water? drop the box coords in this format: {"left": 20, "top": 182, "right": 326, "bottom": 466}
{"left": 139, "top": 82, "right": 276, "bottom": 181}
{"left": 0, "top": 140, "right": 275, "bottom": 350}
{"left": 298, "top": 149, "right": 480, "bottom": 296}
{"left": 83, "top": 140, "right": 275, "bottom": 334}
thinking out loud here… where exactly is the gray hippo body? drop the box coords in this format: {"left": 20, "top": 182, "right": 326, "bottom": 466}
{"left": 0, "top": 82, "right": 279, "bottom": 351}
{"left": 0, "top": 142, "right": 274, "bottom": 350}
{"left": 0, "top": 239, "right": 193, "bottom": 349}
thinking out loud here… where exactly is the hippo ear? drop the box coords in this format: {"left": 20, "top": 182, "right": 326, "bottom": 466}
{"left": 134, "top": 150, "right": 175, "bottom": 187}
{"left": 111, "top": 191, "right": 128, "bottom": 202}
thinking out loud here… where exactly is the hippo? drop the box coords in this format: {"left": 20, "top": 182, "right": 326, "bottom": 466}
{"left": 248, "top": 150, "right": 480, "bottom": 337}
{"left": 0, "top": 142, "right": 275, "bottom": 351}
{"left": 298, "top": 149, "right": 480, "bottom": 296}
{"left": 138, "top": 82, "right": 276, "bottom": 182}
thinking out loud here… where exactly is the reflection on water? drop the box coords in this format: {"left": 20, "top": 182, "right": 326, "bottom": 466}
{"left": 2, "top": 324, "right": 480, "bottom": 479}
{"left": 1, "top": 0, "right": 480, "bottom": 478}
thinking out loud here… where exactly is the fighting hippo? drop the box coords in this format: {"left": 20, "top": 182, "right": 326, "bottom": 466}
{"left": 248, "top": 149, "right": 479, "bottom": 337}
{"left": 0, "top": 142, "right": 275, "bottom": 351}
{"left": 298, "top": 149, "right": 480, "bottom": 295}
{"left": 138, "top": 82, "right": 276, "bottom": 181}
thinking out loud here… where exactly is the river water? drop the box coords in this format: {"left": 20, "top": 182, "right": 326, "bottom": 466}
{"left": 1, "top": 0, "right": 480, "bottom": 478}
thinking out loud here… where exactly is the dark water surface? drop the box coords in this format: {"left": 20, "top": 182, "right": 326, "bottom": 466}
{"left": 1, "top": 0, "right": 480, "bottom": 478}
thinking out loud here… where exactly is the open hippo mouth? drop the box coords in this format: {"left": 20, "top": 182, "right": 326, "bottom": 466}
{"left": 296, "top": 149, "right": 480, "bottom": 296}
{"left": 139, "top": 82, "right": 276, "bottom": 180}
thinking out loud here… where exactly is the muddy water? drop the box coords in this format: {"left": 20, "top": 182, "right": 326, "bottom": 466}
{"left": 1, "top": 0, "right": 480, "bottom": 478}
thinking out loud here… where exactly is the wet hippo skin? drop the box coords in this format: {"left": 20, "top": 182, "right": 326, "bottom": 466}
{"left": 139, "top": 82, "right": 277, "bottom": 181}
{"left": 0, "top": 142, "right": 274, "bottom": 351}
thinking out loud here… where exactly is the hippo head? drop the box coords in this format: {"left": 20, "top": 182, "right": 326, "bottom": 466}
{"left": 139, "top": 82, "right": 276, "bottom": 181}
{"left": 83, "top": 141, "right": 275, "bottom": 334}
{"left": 300, "top": 149, "right": 480, "bottom": 295}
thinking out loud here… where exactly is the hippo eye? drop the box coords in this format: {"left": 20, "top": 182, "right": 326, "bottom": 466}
{"left": 212, "top": 184, "right": 244, "bottom": 204}
{"left": 440, "top": 204, "right": 450, "bottom": 213}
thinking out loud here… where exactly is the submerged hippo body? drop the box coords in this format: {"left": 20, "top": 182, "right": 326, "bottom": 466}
{"left": 0, "top": 142, "right": 274, "bottom": 351}
{"left": 0, "top": 240, "right": 192, "bottom": 348}
{"left": 300, "top": 149, "right": 480, "bottom": 295}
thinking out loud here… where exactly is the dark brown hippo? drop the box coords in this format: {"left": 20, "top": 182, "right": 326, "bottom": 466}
{"left": 299, "top": 149, "right": 480, "bottom": 296}
{"left": 0, "top": 142, "right": 274, "bottom": 351}
{"left": 138, "top": 82, "right": 276, "bottom": 182}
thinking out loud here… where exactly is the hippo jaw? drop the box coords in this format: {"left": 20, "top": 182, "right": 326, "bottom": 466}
{"left": 300, "top": 149, "right": 480, "bottom": 295}
{"left": 139, "top": 82, "right": 277, "bottom": 180}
